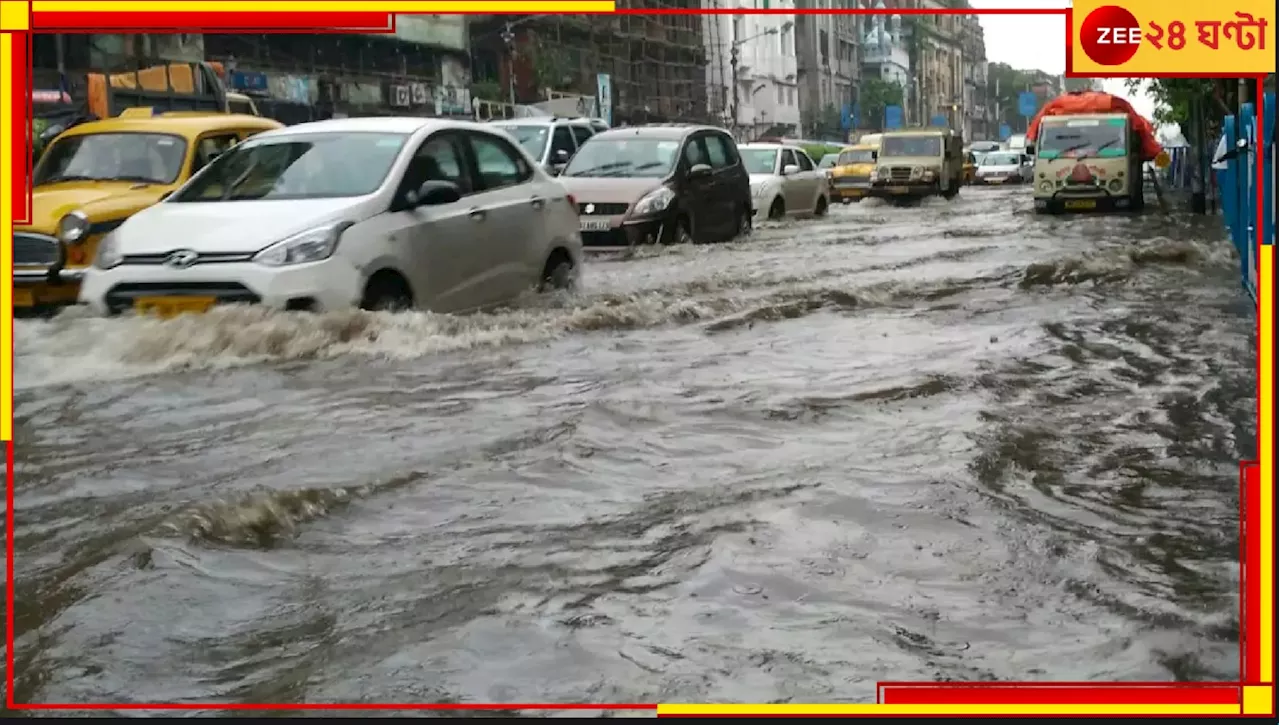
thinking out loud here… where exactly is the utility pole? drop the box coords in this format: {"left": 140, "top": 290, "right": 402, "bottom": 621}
{"left": 730, "top": 43, "right": 740, "bottom": 136}
{"left": 501, "top": 22, "right": 517, "bottom": 106}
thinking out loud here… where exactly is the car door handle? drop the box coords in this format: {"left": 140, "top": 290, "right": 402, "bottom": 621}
{"left": 468, "top": 207, "right": 486, "bottom": 221}
{"left": 530, "top": 196, "right": 545, "bottom": 210}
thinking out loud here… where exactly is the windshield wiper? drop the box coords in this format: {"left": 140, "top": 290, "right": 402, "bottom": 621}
{"left": 111, "top": 175, "right": 163, "bottom": 185}
{"left": 42, "top": 174, "right": 101, "bottom": 183}
{"left": 1056, "top": 137, "right": 1121, "bottom": 160}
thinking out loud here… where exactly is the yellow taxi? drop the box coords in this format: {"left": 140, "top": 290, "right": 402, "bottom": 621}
{"left": 827, "top": 139, "right": 880, "bottom": 203}
{"left": 14, "top": 110, "right": 282, "bottom": 309}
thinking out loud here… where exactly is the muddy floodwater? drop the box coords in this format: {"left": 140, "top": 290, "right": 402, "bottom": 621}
{"left": 5, "top": 187, "right": 1256, "bottom": 714}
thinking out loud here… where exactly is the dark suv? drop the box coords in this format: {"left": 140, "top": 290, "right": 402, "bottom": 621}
{"left": 557, "top": 124, "right": 753, "bottom": 247}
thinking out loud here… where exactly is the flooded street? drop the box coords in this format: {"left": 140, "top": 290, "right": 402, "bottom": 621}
{"left": 5, "top": 186, "right": 1256, "bottom": 711}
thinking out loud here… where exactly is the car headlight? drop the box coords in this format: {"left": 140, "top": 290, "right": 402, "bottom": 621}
{"left": 910, "top": 166, "right": 924, "bottom": 179}
{"left": 1108, "top": 178, "right": 1123, "bottom": 191}
{"left": 922, "top": 168, "right": 937, "bottom": 180}
{"left": 57, "top": 211, "right": 90, "bottom": 244}
{"left": 94, "top": 231, "right": 123, "bottom": 270}
{"left": 1038, "top": 181, "right": 1053, "bottom": 193}
{"left": 632, "top": 186, "right": 675, "bottom": 216}
{"left": 253, "top": 222, "right": 351, "bottom": 267}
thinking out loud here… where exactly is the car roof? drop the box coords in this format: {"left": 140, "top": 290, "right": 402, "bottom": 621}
{"left": 61, "top": 113, "right": 282, "bottom": 139}
{"left": 490, "top": 116, "right": 595, "bottom": 126}
{"left": 251, "top": 116, "right": 510, "bottom": 140}
{"left": 592, "top": 124, "right": 716, "bottom": 141}
{"left": 738, "top": 143, "right": 788, "bottom": 151}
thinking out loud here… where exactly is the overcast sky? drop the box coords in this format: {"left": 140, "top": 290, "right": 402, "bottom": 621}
{"left": 966, "top": 0, "right": 1157, "bottom": 119}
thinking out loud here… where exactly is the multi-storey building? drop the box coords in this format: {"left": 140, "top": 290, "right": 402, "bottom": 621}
{"left": 859, "top": 4, "right": 910, "bottom": 91}
{"left": 795, "top": 0, "right": 860, "bottom": 139}
{"left": 703, "top": 0, "right": 801, "bottom": 139}
{"left": 899, "top": 0, "right": 963, "bottom": 129}
{"left": 959, "top": 13, "right": 990, "bottom": 140}
{"left": 469, "top": 3, "right": 710, "bottom": 125}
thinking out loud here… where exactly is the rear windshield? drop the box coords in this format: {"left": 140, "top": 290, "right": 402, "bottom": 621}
{"left": 837, "top": 148, "right": 875, "bottom": 165}
{"left": 981, "top": 152, "right": 1022, "bottom": 166}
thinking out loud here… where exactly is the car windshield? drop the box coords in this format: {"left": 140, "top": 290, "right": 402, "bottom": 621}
{"left": 818, "top": 154, "right": 839, "bottom": 168}
{"left": 494, "top": 124, "right": 549, "bottom": 160}
{"left": 880, "top": 135, "right": 942, "bottom": 157}
{"left": 740, "top": 148, "right": 780, "bottom": 174}
{"left": 837, "top": 148, "right": 876, "bottom": 165}
{"left": 1038, "top": 119, "right": 1127, "bottom": 158}
{"left": 561, "top": 138, "right": 680, "bottom": 178}
{"left": 170, "top": 131, "right": 407, "bottom": 202}
{"left": 33, "top": 132, "right": 188, "bottom": 185}
{"left": 982, "top": 152, "right": 1021, "bottom": 166}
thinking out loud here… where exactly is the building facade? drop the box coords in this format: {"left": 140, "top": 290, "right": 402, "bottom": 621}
{"left": 794, "top": 0, "right": 860, "bottom": 140}
{"left": 959, "top": 13, "right": 990, "bottom": 140}
{"left": 704, "top": 0, "right": 801, "bottom": 139}
{"left": 470, "top": 3, "right": 710, "bottom": 126}
{"left": 859, "top": 3, "right": 910, "bottom": 98}
{"left": 904, "top": 0, "right": 965, "bottom": 129}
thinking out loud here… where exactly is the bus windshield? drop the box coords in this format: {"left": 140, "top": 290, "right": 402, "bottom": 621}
{"left": 1038, "top": 118, "right": 1128, "bottom": 159}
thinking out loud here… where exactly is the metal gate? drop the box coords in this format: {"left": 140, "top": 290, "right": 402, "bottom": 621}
{"left": 1216, "top": 91, "right": 1276, "bottom": 309}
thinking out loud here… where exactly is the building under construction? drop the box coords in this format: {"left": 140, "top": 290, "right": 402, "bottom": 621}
{"left": 469, "top": 2, "right": 711, "bottom": 124}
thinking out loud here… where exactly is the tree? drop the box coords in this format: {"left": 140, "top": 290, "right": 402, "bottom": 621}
{"left": 860, "top": 77, "right": 905, "bottom": 130}
{"left": 1124, "top": 78, "right": 1241, "bottom": 128}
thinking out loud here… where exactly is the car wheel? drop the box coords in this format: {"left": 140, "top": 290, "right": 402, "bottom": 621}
{"left": 663, "top": 215, "right": 694, "bottom": 245}
{"left": 361, "top": 271, "right": 413, "bottom": 312}
{"left": 734, "top": 204, "right": 753, "bottom": 239}
{"left": 767, "top": 197, "right": 785, "bottom": 220}
{"left": 539, "top": 251, "right": 576, "bottom": 292}
{"left": 813, "top": 195, "right": 829, "bottom": 217}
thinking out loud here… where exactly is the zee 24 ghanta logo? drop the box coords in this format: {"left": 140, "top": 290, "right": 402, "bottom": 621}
{"left": 1079, "top": 5, "right": 1269, "bottom": 66}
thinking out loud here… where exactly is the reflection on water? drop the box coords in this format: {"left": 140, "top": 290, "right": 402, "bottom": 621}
{"left": 5, "top": 188, "right": 1253, "bottom": 711}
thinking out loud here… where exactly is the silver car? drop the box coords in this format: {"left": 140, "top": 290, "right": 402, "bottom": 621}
{"left": 80, "top": 117, "right": 584, "bottom": 317}
{"left": 974, "top": 150, "right": 1033, "bottom": 185}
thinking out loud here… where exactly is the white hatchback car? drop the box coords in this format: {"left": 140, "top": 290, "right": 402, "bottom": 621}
{"left": 79, "top": 117, "right": 583, "bottom": 317}
{"left": 738, "top": 143, "right": 830, "bottom": 221}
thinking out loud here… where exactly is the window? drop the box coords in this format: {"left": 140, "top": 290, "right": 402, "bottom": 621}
{"left": 550, "top": 125, "right": 576, "bottom": 161}
{"left": 407, "top": 133, "right": 471, "bottom": 194}
{"left": 779, "top": 148, "right": 797, "bottom": 169}
{"left": 569, "top": 124, "right": 594, "bottom": 148}
{"left": 467, "top": 132, "right": 533, "bottom": 191}
{"left": 228, "top": 97, "right": 256, "bottom": 116}
{"left": 705, "top": 134, "right": 731, "bottom": 168}
{"left": 191, "top": 133, "right": 240, "bottom": 175}
{"left": 683, "top": 137, "right": 710, "bottom": 167}
{"left": 34, "top": 132, "right": 188, "bottom": 186}
{"left": 494, "top": 123, "right": 549, "bottom": 160}
{"left": 794, "top": 149, "right": 814, "bottom": 171}
{"left": 787, "top": 87, "right": 795, "bottom": 106}
{"left": 170, "top": 131, "right": 407, "bottom": 202}
{"left": 741, "top": 148, "right": 779, "bottom": 174}
{"left": 777, "top": 85, "right": 785, "bottom": 104}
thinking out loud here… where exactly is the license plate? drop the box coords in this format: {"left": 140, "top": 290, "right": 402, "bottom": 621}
{"left": 580, "top": 219, "right": 611, "bottom": 232}
{"left": 134, "top": 296, "right": 216, "bottom": 318}
{"left": 887, "top": 186, "right": 910, "bottom": 194}
{"left": 1064, "top": 200, "right": 1097, "bottom": 210}
{"left": 839, "top": 189, "right": 864, "bottom": 197}
{"left": 13, "top": 287, "right": 35, "bottom": 307}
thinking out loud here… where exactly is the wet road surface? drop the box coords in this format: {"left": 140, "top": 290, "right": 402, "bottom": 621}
{"left": 5, "top": 186, "right": 1256, "bottom": 713}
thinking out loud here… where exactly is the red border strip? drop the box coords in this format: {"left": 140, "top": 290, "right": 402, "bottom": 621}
{"left": 9, "top": 31, "right": 28, "bottom": 224}
{"left": 32, "top": 11, "right": 395, "bottom": 31}
{"left": 1242, "top": 461, "right": 1262, "bottom": 683}
{"left": 879, "top": 684, "right": 1241, "bottom": 706}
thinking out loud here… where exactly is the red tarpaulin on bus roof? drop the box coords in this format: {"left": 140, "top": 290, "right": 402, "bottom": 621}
{"left": 1026, "top": 91, "right": 1162, "bottom": 161}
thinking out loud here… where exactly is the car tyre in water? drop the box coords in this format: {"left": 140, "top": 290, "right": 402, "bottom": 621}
{"left": 361, "top": 270, "right": 414, "bottom": 312}
{"left": 768, "top": 197, "right": 786, "bottom": 220}
{"left": 539, "top": 250, "right": 576, "bottom": 292}
{"left": 734, "top": 204, "right": 753, "bottom": 240}
{"left": 813, "top": 195, "right": 828, "bottom": 217}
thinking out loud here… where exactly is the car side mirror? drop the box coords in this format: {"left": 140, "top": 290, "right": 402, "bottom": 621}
{"left": 399, "top": 180, "right": 462, "bottom": 211}
{"left": 782, "top": 164, "right": 799, "bottom": 176}
{"left": 688, "top": 163, "right": 712, "bottom": 179}
{"left": 1215, "top": 137, "right": 1250, "bottom": 163}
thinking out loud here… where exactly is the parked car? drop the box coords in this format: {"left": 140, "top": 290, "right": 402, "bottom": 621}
{"left": 974, "top": 150, "right": 1033, "bottom": 184}
{"left": 817, "top": 152, "right": 840, "bottom": 180}
{"left": 738, "top": 142, "right": 830, "bottom": 220}
{"left": 488, "top": 116, "right": 601, "bottom": 175}
{"left": 14, "top": 110, "right": 283, "bottom": 311}
{"left": 556, "top": 124, "right": 753, "bottom": 247}
{"left": 79, "top": 117, "right": 583, "bottom": 317}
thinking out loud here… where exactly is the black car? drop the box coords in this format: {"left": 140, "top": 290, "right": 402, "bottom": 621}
{"left": 558, "top": 124, "right": 753, "bottom": 246}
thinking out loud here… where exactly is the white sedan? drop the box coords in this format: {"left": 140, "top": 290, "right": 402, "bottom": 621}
{"left": 974, "top": 150, "right": 1034, "bottom": 185}
{"left": 80, "top": 117, "right": 583, "bottom": 317}
{"left": 738, "top": 143, "right": 830, "bottom": 221}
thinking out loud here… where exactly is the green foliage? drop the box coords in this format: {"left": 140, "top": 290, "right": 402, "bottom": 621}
{"left": 1125, "top": 78, "right": 1220, "bottom": 127}
{"left": 860, "top": 78, "right": 905, "bottom": 129}
{"left": 470, "top": 80, "right": 503, "bottom": 103}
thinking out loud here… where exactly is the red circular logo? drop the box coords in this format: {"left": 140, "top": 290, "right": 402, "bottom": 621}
{"left": 1079, "top": 5, "right": 1142, "bottom": 66}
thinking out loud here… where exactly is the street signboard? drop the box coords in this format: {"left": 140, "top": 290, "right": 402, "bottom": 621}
{"left": 930, "top": 113, "right": 947, "bottom": 127}
{"left": 841, "top": 103, "right": 853, "bottom": 130}
{"left": 884, "top": 104, "right": 903, "bottom": 129}
{"left": 1018, "top": 91, "right": 1038, "bottom": 118}
{"left": 596, "top": 73, "right": 613, "bottom": 127}
{"left": 999, "top": 122, "right": 1011, "bottom": 141}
